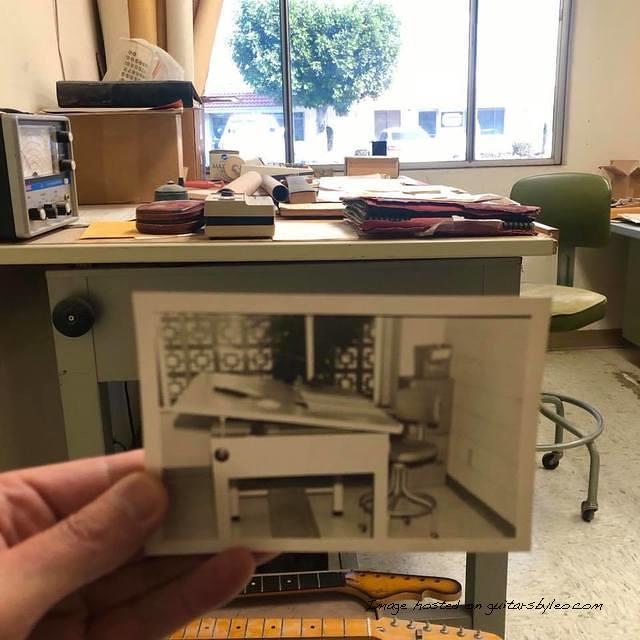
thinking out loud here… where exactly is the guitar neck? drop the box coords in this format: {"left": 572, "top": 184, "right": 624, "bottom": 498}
{"left": 169, "top": 616, "right": 501, "bottom": 640}
{"left": 238, "top": 570, "right": 462, "bottom": 604}
{"left": 171, "top": 616, "right": 372, "bottom": 640}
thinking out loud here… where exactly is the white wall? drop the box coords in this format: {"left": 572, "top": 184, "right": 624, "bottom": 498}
{"left": 0, "top": 0, "right": 99, "bottom": 111}
{"left": 0, "top": 0, "right": 99, "bottom": 470}
{"left": 445, "top": 317, "right": 533, "bottom": 525}
{"left": 407, "top": 0, "right": 638, "bottom": 330}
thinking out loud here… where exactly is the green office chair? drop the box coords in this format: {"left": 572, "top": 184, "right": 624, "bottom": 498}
{"left": 511, "top": 172, "right": 610, "bottom": 522}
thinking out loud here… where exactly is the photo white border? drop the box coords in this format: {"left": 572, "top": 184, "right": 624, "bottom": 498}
{"left": 133, "top": 292, "right": 549, "bottom": 554}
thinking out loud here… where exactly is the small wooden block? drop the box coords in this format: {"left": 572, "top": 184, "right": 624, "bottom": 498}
{"left": 264, "top": 618, "right": 283, "bottom": 637}
{"left": 282, "top": 619, "right": 303, "bottom": 638}
{"left": 344, "top": 619, "right": 370, "bottom": 638}
{"left": 344, "top": 156, "right": 400, "bottom": 178}
{"left": 229, "top": 618, "right": 247, "bottom": 638}
{"left": 245, "top": 618, "right": 266, "bottom": 638}
{"left": 213, "top": 618, "right": 231, "bottom": 639}
{"left": 320, "top": 618, "right": 344, "bottom": 637}
{"left": 301, "top": 618, "right": 322, "bottom": 637}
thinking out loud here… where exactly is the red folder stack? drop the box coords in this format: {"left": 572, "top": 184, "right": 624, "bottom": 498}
{"left": 342, "top": 196, "right": 540, "bottom": 238}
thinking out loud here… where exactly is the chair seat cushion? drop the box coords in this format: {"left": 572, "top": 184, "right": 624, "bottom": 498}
{"left": 390, "top": 440, "right": 438, "bottom": 465}
{"left": 522, "top": 283, "right": 607, "bottom": 331}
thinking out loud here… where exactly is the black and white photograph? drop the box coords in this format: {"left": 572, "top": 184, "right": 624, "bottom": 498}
{"left": 134, "top": 293, "right": 548, "bottom": 554}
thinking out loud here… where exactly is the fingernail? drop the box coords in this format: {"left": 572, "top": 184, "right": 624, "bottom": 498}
{"left": 112, "top": 472, "right": 167, "bottom": 521}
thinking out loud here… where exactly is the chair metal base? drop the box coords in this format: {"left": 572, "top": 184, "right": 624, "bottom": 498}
{"left": 360, "top": 462, "right": 437, "bottom": 526}
{"left": 538, "top": 392, "right": 603, "bottom": 522}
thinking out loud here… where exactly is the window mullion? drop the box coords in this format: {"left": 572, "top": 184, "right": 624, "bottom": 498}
{"left": 465, "top": 0, "right": 479, "bottom": 163}
{"left": 279, "top": 0, "right": 295, "bottom": 163}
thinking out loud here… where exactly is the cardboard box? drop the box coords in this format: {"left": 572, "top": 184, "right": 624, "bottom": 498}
{"left": 68, "top": 110, "right": 184, "bottom": 204}
{"left": 345, "top": 156, "right": 400, "bottom": 178}
{"left": 600, "top": 160, "right": 640, "bottom": 199}
{"left": 181, "top": 106, "right": 205, "bottom": 181}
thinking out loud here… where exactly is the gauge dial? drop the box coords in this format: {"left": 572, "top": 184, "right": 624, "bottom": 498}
{"left": 19, "top": 125, "right": 55, "bottom": 177}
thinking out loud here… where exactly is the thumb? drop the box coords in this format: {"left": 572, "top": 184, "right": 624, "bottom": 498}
{"left": 2, "top": 471, "right": 167, "bottom": 621}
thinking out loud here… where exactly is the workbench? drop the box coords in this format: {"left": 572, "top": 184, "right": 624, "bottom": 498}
{"left": 612, "top": 221, "right": 640, "bottom": 345}
{"left": 0, "top": 215, "right": 556, "bottom": 637}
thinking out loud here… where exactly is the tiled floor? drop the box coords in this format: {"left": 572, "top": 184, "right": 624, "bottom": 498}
{"left": 359, "top": 348, "right": 640, "bottom": 639}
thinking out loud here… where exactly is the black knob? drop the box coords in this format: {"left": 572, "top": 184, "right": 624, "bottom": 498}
{"left": 59, "top": 159, "right": 76, "bottom": 171}
{"left": 43, "top": 204, "right": 57, "bottom": 219}
{"left": 28, "top": 207, "right": 46, "bottom": 221}
{"left": 55, "top": 201, "right": 72, "bottom": 215}
{"left": 52, "top": 297, "right": 95, "bottom": 337}
{"left": 55, "top": 130, "right": 73, "bottom": 144}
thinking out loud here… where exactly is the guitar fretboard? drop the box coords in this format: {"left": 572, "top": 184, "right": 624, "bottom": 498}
{"left": 242, "top": 571, "right": 346, "bottom": 595}
{"left": 170, "top": 617, "right": 370, "bottom": 640}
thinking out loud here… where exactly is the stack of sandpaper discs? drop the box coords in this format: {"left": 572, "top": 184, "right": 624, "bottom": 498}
{"left": 136, "top": 200, "right": 205, "bottom": 235}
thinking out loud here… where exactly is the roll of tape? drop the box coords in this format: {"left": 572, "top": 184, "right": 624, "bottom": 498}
{"left": 223, "top": 155, "right": 245, "bottom": 181}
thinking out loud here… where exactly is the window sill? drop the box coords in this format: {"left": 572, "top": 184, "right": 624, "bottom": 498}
{"left": 311, "top": 157, "right": 562, "bottom": 173}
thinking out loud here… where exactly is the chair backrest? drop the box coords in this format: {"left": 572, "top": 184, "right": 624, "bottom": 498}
{"left": 510, "top": 172, "right": 611, "bottom": 248}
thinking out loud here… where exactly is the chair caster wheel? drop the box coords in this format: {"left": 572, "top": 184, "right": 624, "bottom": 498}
{"left": 581, "top": 501, "right": 597, "bottom": 522}
{"left": 542, "top": 452, "right": 561, "bottom": 470}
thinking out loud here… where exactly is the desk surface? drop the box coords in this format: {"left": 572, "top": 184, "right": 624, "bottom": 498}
{"left": 171, "top": 373, "right": 403, "bottom": 435}
{"left": 611, "top": 221, "right": 640, "bottom": 240}
{"left": 0, "top": 209, "right": 555, "bottom": 266}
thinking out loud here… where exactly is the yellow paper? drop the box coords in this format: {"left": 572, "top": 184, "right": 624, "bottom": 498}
{"left": 80, "top": 221, "right": 138, "bottom": 239}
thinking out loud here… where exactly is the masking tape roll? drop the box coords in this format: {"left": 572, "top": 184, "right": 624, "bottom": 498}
{"left": 223, "top": 155, "right": 245, "bottom": 181}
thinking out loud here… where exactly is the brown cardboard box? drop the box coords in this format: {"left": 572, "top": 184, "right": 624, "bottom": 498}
{"left": 600, "top": 160, "right": 640, "bottom": 199}
{"left": 345, "top": 156, "right": 400, "bottom": 178}
{"left": 181, "top": 106, "right": 205, "bottom": 180}
{"left": 68, "top": 110, "right": 184, "bottom": 204}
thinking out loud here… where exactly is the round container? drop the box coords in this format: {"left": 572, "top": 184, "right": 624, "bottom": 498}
{"left": 209, "top": 149, "right": 240, "bottom": 181}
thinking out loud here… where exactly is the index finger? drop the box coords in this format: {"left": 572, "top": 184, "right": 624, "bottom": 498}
{"left": 5, "top": 450, "right": 145, "bottom": 518}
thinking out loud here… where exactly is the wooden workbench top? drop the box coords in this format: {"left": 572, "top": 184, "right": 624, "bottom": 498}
{"left": 0, "top": 208, "right": 556, "bottom": 266}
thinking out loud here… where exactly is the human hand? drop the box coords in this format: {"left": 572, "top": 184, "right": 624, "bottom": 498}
{"left": 0, "top": 451, "right": 269, "bottom": 639}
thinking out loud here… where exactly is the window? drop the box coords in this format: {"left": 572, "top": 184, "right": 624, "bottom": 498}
{"left": 293, "top": 112, "right": 305, "bottom": 142}
{"left": 374, "top": 110, "right": 401, "bottom": 140}
{"left": 203, "top": 0, "right": 571, "bottom": 167}
{"left": 418, "top": 111, "right": 437, "bottom": 137}
{"left": 477, "top": 108, "right": 505, "bottom": 135}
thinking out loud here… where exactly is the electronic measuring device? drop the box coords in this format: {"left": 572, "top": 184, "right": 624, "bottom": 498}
{"left": 0, "top": 112, "right": 79, "bottom": 240}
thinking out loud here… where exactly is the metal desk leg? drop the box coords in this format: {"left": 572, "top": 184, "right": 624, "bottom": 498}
{"left": 47, "top": 272, "right": 108, "bottom": 458}
{"left": 466, "top": 552, "right": 508, "bottom": 636}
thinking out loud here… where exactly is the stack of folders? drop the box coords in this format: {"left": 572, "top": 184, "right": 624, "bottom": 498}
{"left": 342, "top": 196, "right": 541, "bottom": 238}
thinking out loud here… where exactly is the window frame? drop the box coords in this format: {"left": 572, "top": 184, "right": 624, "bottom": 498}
{"left": 274, "top": 0, "right": 573, "bottom": 169}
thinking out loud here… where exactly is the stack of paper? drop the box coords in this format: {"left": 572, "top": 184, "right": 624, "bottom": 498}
{"left": 343, "top": 195, "right": 540, "bottom": 238}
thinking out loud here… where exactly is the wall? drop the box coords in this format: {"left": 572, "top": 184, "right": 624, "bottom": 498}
{"left": 406, "top": 0, "right": 638, "bottom": 330}
{"left": 0, "top": 0, "right": 99, "bottom": 111}
{"left": 444, "top": 317, "right": 533, "bottom": 525}
{"left": 0, "top": 0, "right": 99, "bottom": 469}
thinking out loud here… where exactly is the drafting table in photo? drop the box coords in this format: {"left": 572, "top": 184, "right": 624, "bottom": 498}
{"left": 170, "top": 371, "right": 401, "bottom": 540}
{"left": 168, "top": 616, "right": 502, "bottom": 640}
